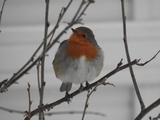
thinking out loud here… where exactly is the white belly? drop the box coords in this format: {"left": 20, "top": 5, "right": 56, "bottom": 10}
{"left": 59, "top": 56, "right": 97, "bottom": 84}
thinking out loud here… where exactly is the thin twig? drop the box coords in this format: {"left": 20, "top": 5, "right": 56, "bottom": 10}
{"left": 120, "top": 0, "right": 145, "bottom": 110}
{"left": 74, "top": 1, "right": 92, "bottom": 24}
{"left": 39, "top": 0, "right": 50, "bottom": 120}
{"left": 81, "top": 78, "right": 111, "bottom": 120}
{"left": 47, "top": 0, "right": 73, "bottom": 46}
{"left": 0, "top": 106, "right": 25, "bottom": 114}
{"left": 0, "top": 0, "right": 6, "bottom": 32}
{"left": 82, "top": 82, "right": 99, "bottom": 120}
{"left": 137, "top": 50, "right": 160, "bottom": 66}
{"left": 26, "top": 83, "right": 32, "bottom": 120}
{"left": 71, "top": 0, "right": 85, "bottom": 23}
{"left": 0, "top": 106, "right": 105, "bottom": 117}
{"left": 45, "top": 110, "right": 106, "bottom": 117}
{"left": 135, "top": 98, "right": 160, "bottom": 120}
{"left": 37, "top": 60, "right": 41, "bottom": 96}
{"left": 153, "top": 113, "right": 160, "bottom": 120}
{"left": 0, "top": 79, "right": 7, "bottom": 88}
{"left": 150, "top": 113, "right": 160, "bottom": 120}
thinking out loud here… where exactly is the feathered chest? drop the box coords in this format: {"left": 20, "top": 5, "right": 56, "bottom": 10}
{"left": 65, "top": 41, "right": 98, "bottom": 61}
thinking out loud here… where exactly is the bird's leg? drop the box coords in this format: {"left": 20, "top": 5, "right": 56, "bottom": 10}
{"left": 64, "top": 91, "right": 71, "bottom": 104}
{"left": 85, "top": 81, "right": 92, "bottom": 92}
{"left": 78, "top": 83, "right": 84, "bottom": 90}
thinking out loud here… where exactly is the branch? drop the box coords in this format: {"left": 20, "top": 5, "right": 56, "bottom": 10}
{"left": 24, "top": 59, "right": 140, "bottom": 120}
{"left": 36, "top": 60, "right": 41, "bottom": 96}
{"left": 81, "top": 78, "right": 114, "bottom": 120}
{"left": 82, "top": 80, "right": 103, "bottom": 120}
{"left": 0, "top": 0, "right": 72, "bottom": 92}
{"left": 0, "top": 0, "right": 94, "bottom": 92}
{"left": 38, "top": 0, "right": 50, "bottom": 120}
{"left": 25, "top": 83, "right": 32, "bottom": 120}
{"left": 120, "top": 0, "right": 145, "bottom": 110}
{"left": 0, "top": 0, "right": 6, "bottom": 32}
{"left": 150, "top": 113, "right": 160, "bottom": 120}
{"left": 137, "top": 50, "right": 160, "bottom": 66}
{"left": 45, "top": 110, "right": 105, "bottom": 117}
{"left": 47, "top": 0, "right": 73, "bottom": 46}
{"left": 0, "top": 106, "right": 24, "bottom": 114}
{"left": 135, "top": 98, "right": 160, "bottom": 120}
{"left": 23, "top": 52, "right": 159, "bottom": 120}
{"left": 74, "top": 0, "right": 93, "bottom": 24}
{"left": 0, "top": 106, "right": 105, "bottom": 117}
{"left": 70, "top": 0, "right": 85, "bottom": 23}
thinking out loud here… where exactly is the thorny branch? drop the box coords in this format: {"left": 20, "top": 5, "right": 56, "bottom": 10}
{"left": 0, "top": 0, "right": 94, "bottom": 92}
{"left": 121, "top": 0, "right": 145, "bottom": 110}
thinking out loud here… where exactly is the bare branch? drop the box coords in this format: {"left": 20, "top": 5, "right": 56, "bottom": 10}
{"left": 0, "top": 0, "right": 94, "bottom": 92}
{"left": 0, "top": 79, "right": 7, "bottom": 88}
{"left": 120, "top": 0, "right": 145, "bottom": 110}
{"left": 137, "top": 50, "right": 160, "bottom": 66}
{"left": 152, "top": 113, "right": 160, "bottom": 120}
{"left": 81, "top": 78, "right": 113, "bottom": 120}
{"left": 0, "top": 106, "right": 105, "bottom": 117}
{"left": 24, "top": 59, "right": 140, "bottom": 120}
{"left": 0, "top": 106, "right": 24, "bottom": 114}
{"left": 45, "top": 110, "right": 105, "bottom": 117}
{"left": 135, "top": 98, "right": 160, "bottom": 120}
{"left": 71, "top": 0, "right": 85, "bottom": 23}
{"left": 47, "top": 0, "right": 73, "bottom": 46}
{"left": 37, "top": 60, "right": 41, "bottom": 96}
{"left": 25, "top": 83, "right": 32, "bottom": 120}
{"left": 38, "top": 1, "right": 50, "bottom": 120}
{"left": 0, "top": 0, "right": 6, "bottom": 32}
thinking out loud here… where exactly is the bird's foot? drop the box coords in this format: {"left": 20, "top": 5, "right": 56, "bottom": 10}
{"left": 64, "top": 92, "right": 71, "bottom": 104}
{"left": 78, "top": 84, "right": 84, "bottom": 91}
{"left": 85, "top": 81, "right": 92, "bottom": 93}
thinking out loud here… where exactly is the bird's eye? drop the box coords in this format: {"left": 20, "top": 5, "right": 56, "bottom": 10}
{"left": 82, "top": 34, "right": 87, "bottom": 38}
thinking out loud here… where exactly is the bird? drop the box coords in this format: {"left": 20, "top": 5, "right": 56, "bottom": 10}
{"left": 53, "top": 26, "right": 104, "bottom": 100}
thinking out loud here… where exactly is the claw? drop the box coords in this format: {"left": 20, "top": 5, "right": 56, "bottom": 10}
{"left": 64, "top": 92, "right": 71, "bottom": 104}
{"left": 78, "top": 84, "right": 84, "bottom": 90}
{"left": 85, "top": 81, "right": 92, "bottom": 92}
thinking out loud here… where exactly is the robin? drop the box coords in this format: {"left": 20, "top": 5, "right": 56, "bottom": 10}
{"left": 53, "top": 26, "right": 104, "bottom": 99}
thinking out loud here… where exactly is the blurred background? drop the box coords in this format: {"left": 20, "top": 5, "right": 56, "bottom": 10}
{"left": 0, "top": 0, "right": 160, "bottom": 120}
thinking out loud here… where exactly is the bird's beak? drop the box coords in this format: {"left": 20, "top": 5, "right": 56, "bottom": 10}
{"left": 71, "top": 28, "right": 77, "bottom": 34}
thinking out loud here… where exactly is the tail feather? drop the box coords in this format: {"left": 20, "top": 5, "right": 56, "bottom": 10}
{"left": 60, "top": 82, "right": 72, "bottom": 92}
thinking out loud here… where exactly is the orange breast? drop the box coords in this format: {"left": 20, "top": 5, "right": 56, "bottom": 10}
{"left": 66, "top": 38, "right": 98, "bottom": 61}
